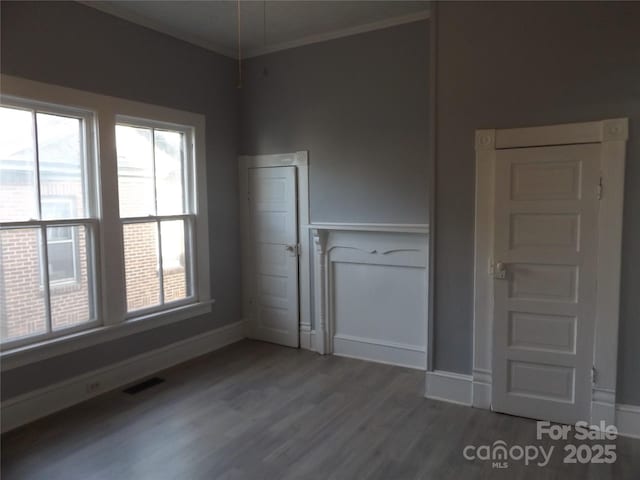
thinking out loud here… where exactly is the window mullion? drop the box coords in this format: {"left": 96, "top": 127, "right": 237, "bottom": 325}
{"left": 187, "top": 214, "right": 196, "bottom": 299}
{"left": 33, "top": 111, "right": 54, "bottom": 334}
{"left": 150, "top": 129, "right": 166, "bottom": 306}
{"left": 32, "top": 111, "right": 42, "bottom": 220}
{"left": 156, "top": 219, "right": 165, "bottom": 305}
{"left": 98, "top": 109, "right": 126, "bottom": 325}
{"left": 151, "top": 128, "right": 159, "bottom": 217}
{"left": 40, "top": 225, "right": 53, "bottom": 334}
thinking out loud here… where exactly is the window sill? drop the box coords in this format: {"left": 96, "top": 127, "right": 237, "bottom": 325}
{"left": 0, "top": 299, "right": 215, "bottom": 371}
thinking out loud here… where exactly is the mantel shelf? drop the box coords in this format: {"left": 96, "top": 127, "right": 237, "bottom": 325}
{"left": 308, "top": 223, "right": 429, "bottom": 235}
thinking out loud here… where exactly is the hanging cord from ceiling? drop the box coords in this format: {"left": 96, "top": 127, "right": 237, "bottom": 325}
{"left": 263, "top": 0, "right": 267, "bottom": 46}
{"left": 237, "top": 0, "right": 242, "bottom": 88}
{"left": 262, "top": 0, "right": 269, "bottom": 77}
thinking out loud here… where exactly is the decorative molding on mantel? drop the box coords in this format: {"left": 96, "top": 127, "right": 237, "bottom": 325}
{"left": 310, "top": 226, "right": 428, "bottom": 368}
{"left": 309, "top": 223, "right": 429, "bottom": 234}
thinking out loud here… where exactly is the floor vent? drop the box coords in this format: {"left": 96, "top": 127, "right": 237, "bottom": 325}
{"left": 123, "top": 377, "right": 165, "bottom": 395}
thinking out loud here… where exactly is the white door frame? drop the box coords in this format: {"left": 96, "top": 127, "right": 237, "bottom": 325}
{"left": 472, "top": 119, "right": 628, "bottom": 426}
{"left": 239, "top": 151, "right": 311, "bottom": 348}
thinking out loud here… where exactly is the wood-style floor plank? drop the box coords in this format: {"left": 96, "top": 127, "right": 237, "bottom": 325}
{"left": 2, "top": 340, "right": 639, "bottom": 479}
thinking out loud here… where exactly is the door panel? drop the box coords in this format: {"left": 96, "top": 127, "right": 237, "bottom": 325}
{"left": 248, "top": 167, "right": 299, "bottom": 347}
{"left": 492, "top": 143, "right": 600, "bottom": 424}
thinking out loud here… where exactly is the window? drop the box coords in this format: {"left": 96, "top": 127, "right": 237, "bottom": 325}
{"left": 0, "top": 78, "right": 210, "bottom": 359}
{"left": 41, "top": 198, "right": 80, "bottom": 284}
{"left": 0, "top": 102, "right": 97, "bottom": 345}
{"left": 115, "top": 120, "right": 195, "bottom": 315}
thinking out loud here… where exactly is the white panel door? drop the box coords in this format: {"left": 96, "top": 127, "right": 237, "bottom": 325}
{"left": 248, "top": 167, "right": 299, "bottom": 347}
{"left": 492, "top": 144, "right": 600, "bottom": 424}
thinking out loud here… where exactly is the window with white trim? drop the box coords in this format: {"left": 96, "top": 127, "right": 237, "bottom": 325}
{"left": 1, "top": 81, "right": 210, "bottom": 356}
{"left": 0, "top": 101, "right": 98, "bottom": 345}
{"left": 41, "top": 198, "right": 80, "bottom": 284}
{"left": 115, "top": 119, "right": 195, "bottom": 315}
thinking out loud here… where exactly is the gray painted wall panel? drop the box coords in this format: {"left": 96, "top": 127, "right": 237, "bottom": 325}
{"left": 433, "top": 1, "right": 640, "bottom": 405}
{"left": 240, "top": 21, "right": 430, "bottom": 224}
{"left": 0, "top": 1, "right": 241, "bottom": 399}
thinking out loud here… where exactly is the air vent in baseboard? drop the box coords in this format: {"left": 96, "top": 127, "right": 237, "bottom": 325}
{"left": 123, "top": 377, "right": 165, "bottom": 395}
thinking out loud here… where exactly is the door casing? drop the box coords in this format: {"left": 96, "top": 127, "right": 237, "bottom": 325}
{"left": 472, "top": 119, "right": 628, "bottom": 426}
{"left": 239, "top": 152, "right": 311, "bottom": 348}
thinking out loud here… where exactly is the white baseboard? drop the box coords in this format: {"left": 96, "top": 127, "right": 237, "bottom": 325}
{"left": 1, "top": 320, "right": 246, "bottom": 433}
{"left": 425, "top": 370, "right": 640, "bottom": 439}
{"left": 471, "top": 368, "right": 492, "bottom": 409}
{"left": 616, "top": 404, "right": 640, "bottom": 439}
{"left": 333, "top": 334, "right": 426, "bottom": 370}
{"left": 299, "top": 324, "right": 313, "bottom": 351}
{"left": 472, "top": 382, "right": 492, "bottom": 409}
{"left": 425, "top": 370, "right": 473, "bottom": 406}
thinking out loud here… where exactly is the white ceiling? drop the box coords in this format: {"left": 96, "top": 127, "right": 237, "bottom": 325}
{"left": 86, "top": 1, "right": 430, "bottom": 58}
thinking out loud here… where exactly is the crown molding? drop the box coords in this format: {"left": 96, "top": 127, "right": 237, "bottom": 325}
{"left": 81, "top": 2, "right": 429, "bottom": 60}
{"left": 80, "top": 1, "right": 238, "bottom": 58}
{"left": 244, "top": 10, "right": 430, "bottom": 58}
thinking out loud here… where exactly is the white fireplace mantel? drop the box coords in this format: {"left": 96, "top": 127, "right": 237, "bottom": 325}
{"left": 309, "top": 223, "right": 429, "bottom": 370}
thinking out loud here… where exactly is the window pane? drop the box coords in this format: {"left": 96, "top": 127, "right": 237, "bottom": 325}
{"left": 0, "top": 228, "right": 47, "bottom": 342}
{"left": 155, "top": 130, "right": 185, "bottom": 215}
{"left": 37, "top": 113, "right": 85, "bottom": 219}
{"left": 48, "top": 225, "right": 93, "bottom": 330}
{"left": 161, "top": 220, "right": 188, "bottom": 302}
{"left": 123, "top": 222, "right": 160, "bottom": 312}
{"left": 0, "top": 107, "right": 38, "bottom": 221}
{"left": 47, "top": 227, "right": 76, "bottom": 282}
{"left": 116, "top": 125, "right": 155, "bottom": 217}
{"left": 41, "top": 197, "right": 75, "bottom": 225}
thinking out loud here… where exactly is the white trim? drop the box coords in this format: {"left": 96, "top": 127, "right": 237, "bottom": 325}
{"left": 83, "top": 2, "right": 429, "bottom": 59}
{"left": 616, "top": 404, "right": 640, "bottom": 439}
{"left": 239, "top": 152, "right": 308, "bottom": 168}
{"left": 425, "top": 370, "right": 640, "bottom": 440}
{"left": 246, "top": 11, "right": 431, "bottom": 58}
{"left": 495, "top": 118, "right": 629, "bottom": 149}
{"left": 333, "top": 334, "right": 426, "bottom": 371}
{"left": 80, "top": 1, "right": 237, "bottom": 58}
{"left": 472, "top": 119, "right": 628, "bottom": 420}
{"left": 238, "top": 151, "right": 310, "bottom": 348}
{"left": 425, "top": 370, "right": 473, "bottom": 406}
{"left": 301, "top": 329, "right": 319, "bottom": 353}
{"left": 309, "top": 223, "right": 429, "bottom": 234}
{"left": 0, "top": 320, "right": 245, "bottom": 433}
{"left": 472, "top": 368, "right": 493, "bottom": 409}
{"left": 1, "top": 301, "right": 214, "bottom": 371}
{"left": 0, "top": 75, "right": 213, "bottom": 366}
{"left": 299, "top": 323, "right": 313, "bottom": 351}
{"left": 311, "top": 227, "right": 429, "bottom": 362}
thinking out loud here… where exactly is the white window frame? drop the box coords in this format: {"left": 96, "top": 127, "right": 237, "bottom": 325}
{"left": 0, "top": 97, "right": 100, "bottom": 349}
{"left": 116, "top": 116, "right": 197, "bottom": 317}
{"left": 0, "top": 74, "right": 212, "bottom": 369}
{"left": 40, "top": 197, "right": 81, "bottom": 286}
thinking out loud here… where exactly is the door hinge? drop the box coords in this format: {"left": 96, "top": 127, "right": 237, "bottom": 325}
{"left": 597, "top": 177, "right": 603, "bottom": 200}
{"left": 592, "top": 365, "right": 598, "bottom": 384}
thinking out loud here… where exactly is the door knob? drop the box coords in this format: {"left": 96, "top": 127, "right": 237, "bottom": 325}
{"left": 285, "top": 244, "right": 299, "bottom": 256}
{"left": 494, "top": 262, "right": 507, "bottom": 280}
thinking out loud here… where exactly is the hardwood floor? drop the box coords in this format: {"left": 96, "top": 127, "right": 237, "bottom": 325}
{"left": 2, "top": 340, "right": 639, "bottom": 479}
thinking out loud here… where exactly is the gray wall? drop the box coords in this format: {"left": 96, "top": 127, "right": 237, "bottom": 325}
{"left": 0, "top": 1, "right": 241, "bottom": 399}
{"left": 433, "top": 1, "right": 640, "bottom": 405}
{"left": 241, "top": 21, "right": 430, "bottom": 224}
